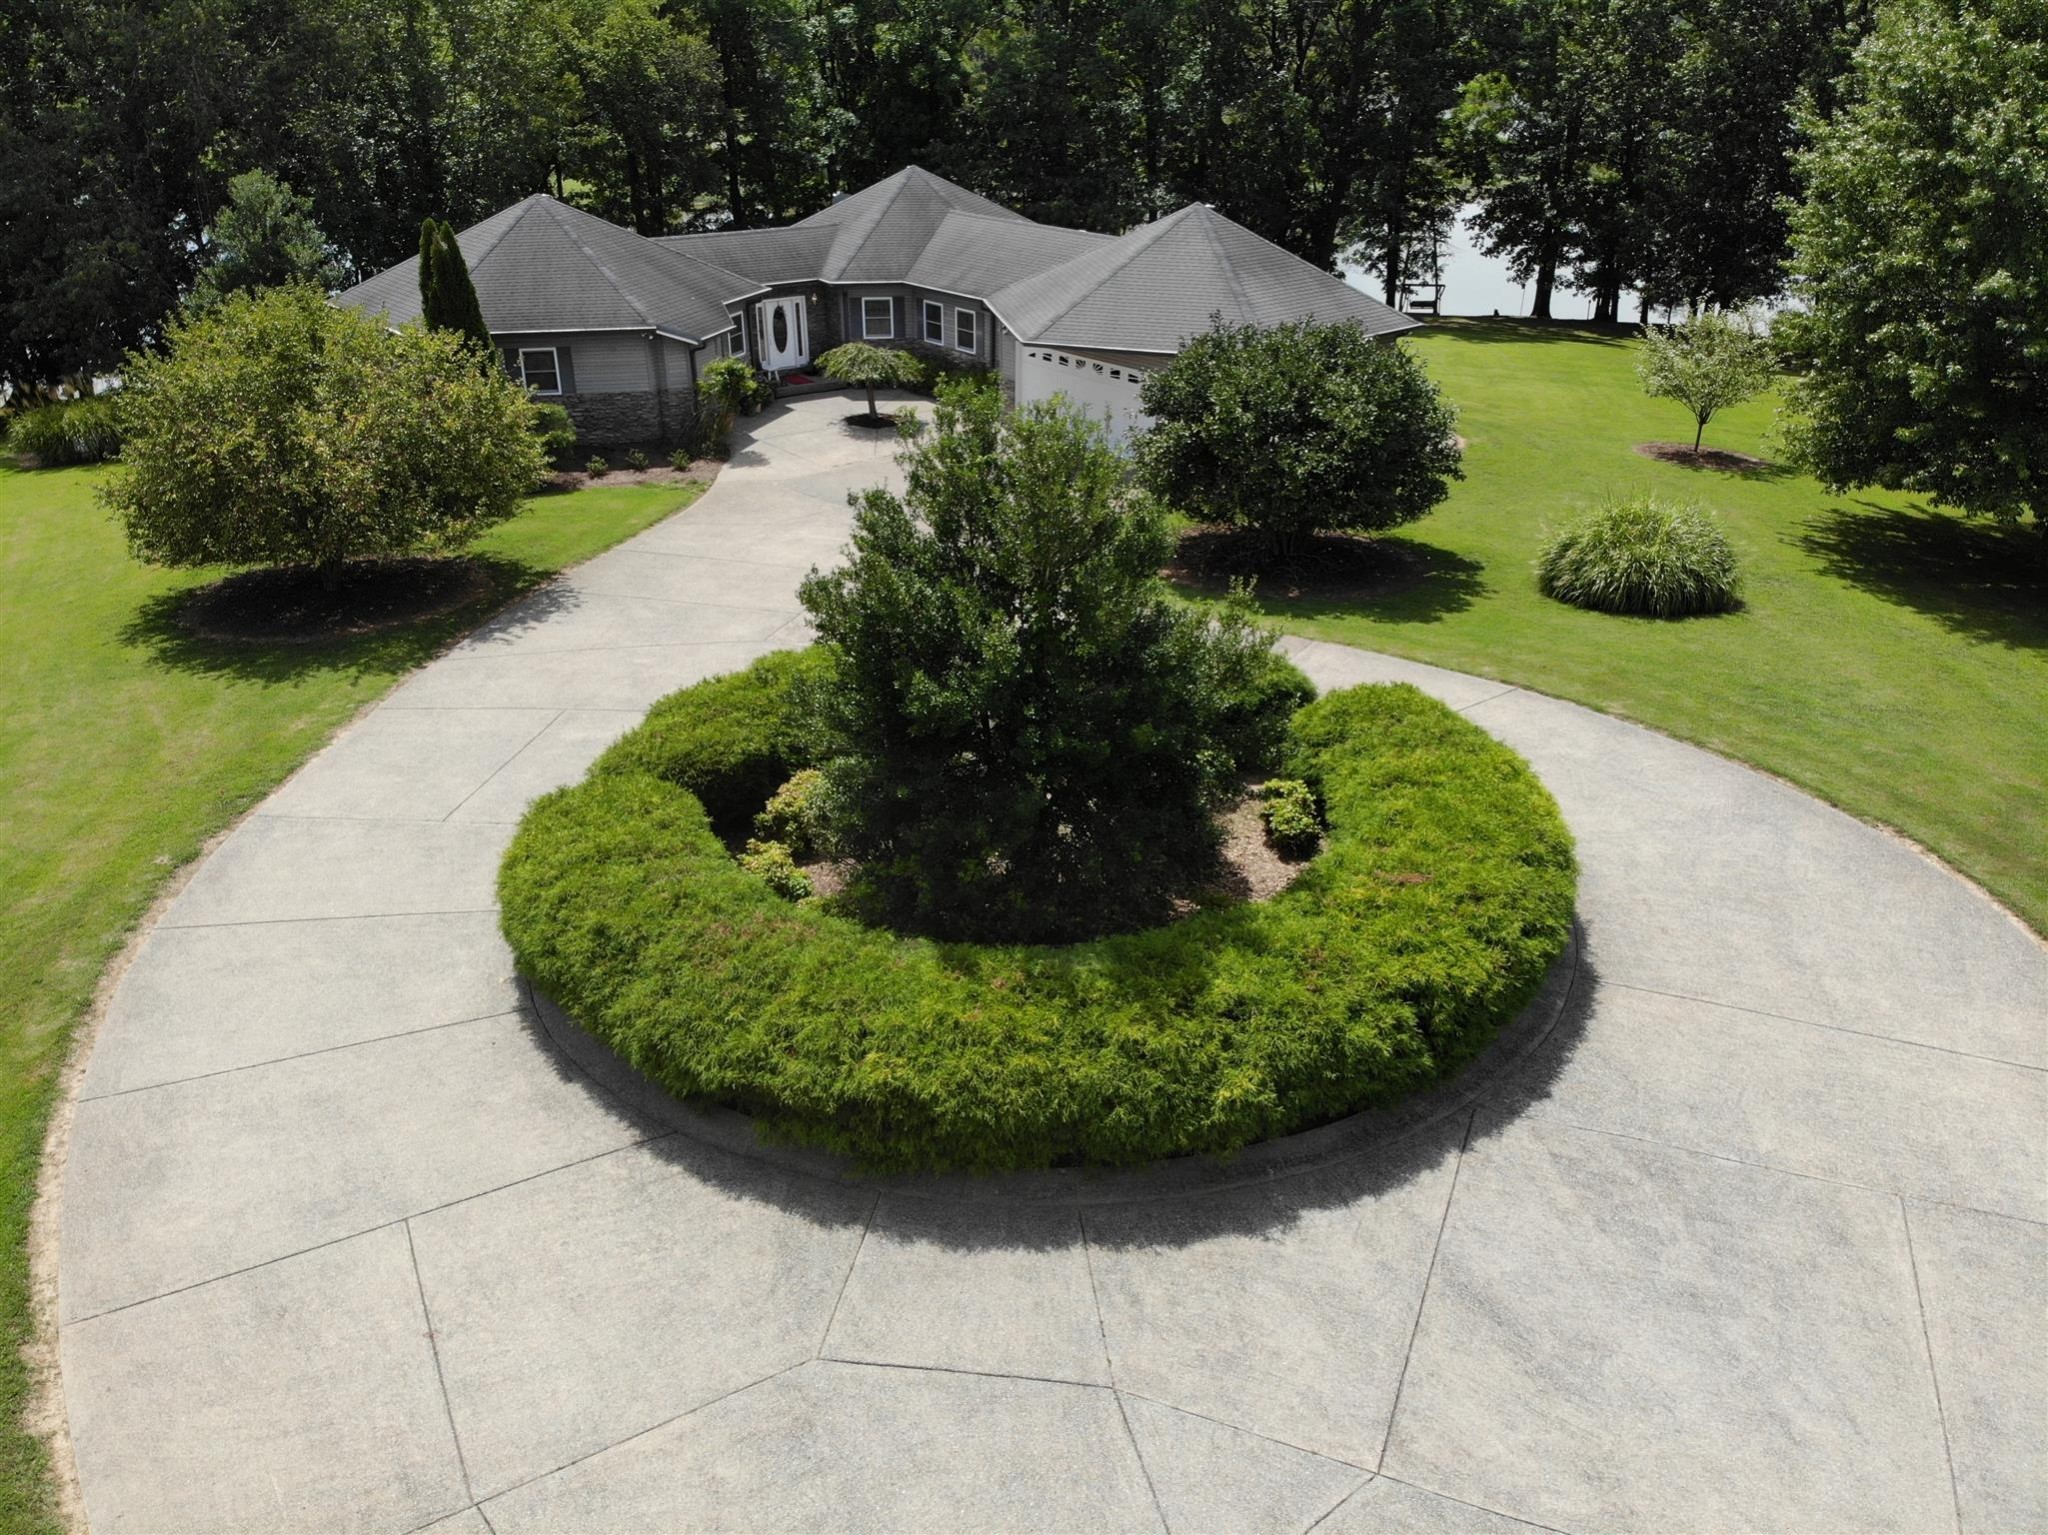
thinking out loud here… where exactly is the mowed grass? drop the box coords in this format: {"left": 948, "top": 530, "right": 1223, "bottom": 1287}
{"left": 0, "top": 466, "right": 700, "bottom": 1532}
{"left": 1212, "top": 319, "right": 2048, "bottom": 933}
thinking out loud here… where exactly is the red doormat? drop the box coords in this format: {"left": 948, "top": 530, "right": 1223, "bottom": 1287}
{"left": 783, "top": 372, "right": 816, "bottom": 385}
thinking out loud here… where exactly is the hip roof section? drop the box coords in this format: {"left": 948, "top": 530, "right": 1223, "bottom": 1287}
{"left": 334, "top": 167, "right": 1418, "bottom": 355}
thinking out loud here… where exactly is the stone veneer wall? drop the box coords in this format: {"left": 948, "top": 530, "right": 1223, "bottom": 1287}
{"left": 558, "top": 390, "right": 663, "bottom": 447}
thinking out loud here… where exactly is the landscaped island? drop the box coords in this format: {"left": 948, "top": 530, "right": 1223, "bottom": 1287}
{"left": 499, "top": 386, "right": 1576, "bottom": 1172}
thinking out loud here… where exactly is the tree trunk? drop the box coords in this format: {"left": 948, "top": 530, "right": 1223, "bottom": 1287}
{"left": 1533, "top": 245, "right": 1558, "bottom": 320}
{"left": 319, "top": 559, "right": 343, "bottom": 594}
{"left": 1693, "top": 416, "right": 1706, "bottom": 452}
{"left": 865, "top": 381, "right": 877, "bottom": 420}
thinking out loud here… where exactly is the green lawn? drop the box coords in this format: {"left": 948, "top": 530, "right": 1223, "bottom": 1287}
{"left": 1215, "top": 318, "right": 2048, "bottom": 934}
{"left": 0, "top": 466, "right": 701, "bottom": 1533}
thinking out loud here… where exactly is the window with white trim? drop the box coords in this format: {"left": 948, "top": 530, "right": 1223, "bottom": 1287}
{"left": 953, "top": 307, "right": 977, "bottom": 354}
{"left": 517, "top": 347, "right": 561, "bottom": 395}
{"left": 922, "top": 300, "right": 945, "bottom": 344}
{"left": 862, "top": 296, "right": 894, "bottom": 339}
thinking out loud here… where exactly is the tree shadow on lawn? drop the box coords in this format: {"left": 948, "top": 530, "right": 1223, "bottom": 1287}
{"left": 117, "top": 552, "right": 558, "bottom": 685}
{"left": 1792, "top": 500, "right": 2047, "bottom": 651}
{"left": 1422, "top": 316, "right": 1636, "bottom": 349}
{"left": 1168, "top": 531, "right": 1489, "bottom": 627}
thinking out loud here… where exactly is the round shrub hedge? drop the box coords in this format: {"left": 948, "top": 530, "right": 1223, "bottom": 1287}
{"left": 1536, "top": 493, "right": 1740, "bottom": 616}
{"left": 500, "top": 650, "right": 1577, "bottom": 1173}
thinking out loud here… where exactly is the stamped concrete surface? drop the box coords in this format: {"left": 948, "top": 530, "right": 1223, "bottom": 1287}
{"left": 58, "top": 391, "right": 2048, "bottom": 1534}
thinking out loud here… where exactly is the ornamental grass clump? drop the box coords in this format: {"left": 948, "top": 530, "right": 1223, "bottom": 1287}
{"left": 1536, "top": 494, "right": 1741, "bottom": 617}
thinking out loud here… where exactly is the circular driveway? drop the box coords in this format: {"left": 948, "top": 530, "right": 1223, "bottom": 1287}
{"left": 56, "top": 392, "right": 2046, "bottom": 1534}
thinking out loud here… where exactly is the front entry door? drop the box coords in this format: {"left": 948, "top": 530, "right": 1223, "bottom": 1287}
{"left": 755, "top": 296, "right": 809, "bottom": 371}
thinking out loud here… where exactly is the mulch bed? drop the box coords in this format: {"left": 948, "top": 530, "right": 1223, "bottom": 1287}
{"left": 176, "top": 557, "right": 495, "bottom": 644}
{"left": 1635, "top": 441, "right": 1774, "bottom": 473}
{"left": 793, "top": 783, "right": 1313, "bottom": 925}
{"left": 841, "top": 411, "right": 899, "bottom": 431}
{"left": 543, "top": 459, "right": 719, "bottom": 493}
{"left": 1165, "top": 526, "right": 1425, "bottom": 602}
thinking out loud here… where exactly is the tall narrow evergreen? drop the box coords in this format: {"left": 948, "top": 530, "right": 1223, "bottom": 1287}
{"left": 416, "top": 219, "right": 443, "bottom": 328}
{"left": 418, "top": 218, "right": 493, "bottom": 354}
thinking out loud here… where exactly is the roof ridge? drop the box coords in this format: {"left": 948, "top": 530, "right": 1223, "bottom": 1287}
{"left": 461, "top": 194, "right": 546, "bottom": 277}
{"left": 834, "top": 169, "right": 925, "bottom": 277}
{"left": 1021, "top": 206, "right": 1198, "bottom": 338}
{"left": 534, "top": 197, "right": 657, "bottom": 327}
{"left": 936, "top": 205, "right": 1112, "bottom": 240}
{"left": 1191, "top": 206, "right": 1257, "bottom": 322}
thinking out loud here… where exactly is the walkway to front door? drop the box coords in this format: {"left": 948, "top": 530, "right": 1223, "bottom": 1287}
{"left": 755, "top": 295, "right": 809, "bottom": 371}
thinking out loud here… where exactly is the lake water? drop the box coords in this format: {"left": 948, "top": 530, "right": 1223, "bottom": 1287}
{"left": 1342, "top": 205, "right": 1643, "bottom": 320}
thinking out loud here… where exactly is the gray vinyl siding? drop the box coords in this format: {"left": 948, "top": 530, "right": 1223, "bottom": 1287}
{"left": 994, "top": 320, "right": 1018, "bottom": 388}
{"left": 494, "top": 330, "right": 653, "bottom": 394}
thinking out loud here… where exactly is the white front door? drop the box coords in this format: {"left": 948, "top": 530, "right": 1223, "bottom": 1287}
{"left": 755, "top": 296, "right": 809, "bottom": 371}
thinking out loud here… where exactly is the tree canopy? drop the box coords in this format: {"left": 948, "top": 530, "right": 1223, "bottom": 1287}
{"left": 1777, "top": 0, "right": 2045, "bottom": 528}
{"left": 185, "top": 171, "right": 345, "bottom": 316}
{"left": 105, "top": 286, "right": 545, "bottom": 580}
{"left": 1636, "top": 310, "right": 1775, "bottom": 452}
{"left": 796, "top": 382, "right": 1308, "bottom": 942}
{"left": 0, "top": 0, "right": 1876, "bottom": 391}
{"left": 813, "top": 342, "right": 924, "bottom": 422}
{"left": 1136, "top": 319, "right": 1463, "bottom": 554}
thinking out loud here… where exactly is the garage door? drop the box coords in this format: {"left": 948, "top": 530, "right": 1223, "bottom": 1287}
{"left": 1014, "top": 347, "right": 1156, "bottom": 449}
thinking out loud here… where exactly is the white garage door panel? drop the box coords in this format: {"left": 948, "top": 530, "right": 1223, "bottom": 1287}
{"left": 1014, "top": 347, "right": 1156, "bottom": 449}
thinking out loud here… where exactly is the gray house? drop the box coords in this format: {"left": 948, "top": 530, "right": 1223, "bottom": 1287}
{"left": 335, "top": 167, "right": 1418, "bottom": 448}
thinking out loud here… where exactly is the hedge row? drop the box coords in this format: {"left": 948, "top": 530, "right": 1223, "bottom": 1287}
{"left": 500, "top": 651, "right": 1577, "bottom": 1172}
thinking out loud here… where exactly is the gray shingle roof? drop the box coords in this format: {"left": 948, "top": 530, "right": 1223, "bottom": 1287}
{"left": 987, "top": 204, "right": 1420, "bottom": 352}
{"left": 333, "top": 195, "right": 751, "bottom": 342}
{"left": 332, "top": 171, "right": 1422, "bottom": 359}
{"left": 653, "top": 224, "right": 835, "bottom": 285}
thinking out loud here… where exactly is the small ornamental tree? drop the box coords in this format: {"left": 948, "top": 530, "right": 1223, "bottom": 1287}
{"left": 813, "top": 341, "right": 923, "bottom": 424}
{"left": 1635, "top": 309, "right": 1775, "bottom": 453}
{"left": 1777, "top": 0, "right": 2044, "bottom": 530}
{"left": 1134, "top": 318, "right": 1462, "bottom": 557}
{"left": 104, "top": 285, "right": 546, "bottom": 585}
{"left": 186, "top": 170, "right": 345, "bottom": 315}
{"left": 797, "top": 382, "right": 1310, "bottom": 943}
{"left": 418, "top": 218, "right": 494, "bottom": 355}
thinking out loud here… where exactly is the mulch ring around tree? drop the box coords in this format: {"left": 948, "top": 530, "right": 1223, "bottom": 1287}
{"left": 1165, "top": 525, "right": 1435, "bottom": 602}
{"left": 175, "top": 556, "right": 496, "bottom": 644}
{"left": 841, "top": 411, "right": 901, "bottom": 431}
{"left": 1635, "top": 441, "right": 1775, "bottom": 473}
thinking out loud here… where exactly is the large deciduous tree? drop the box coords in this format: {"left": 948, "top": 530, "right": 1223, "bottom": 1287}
{"left": 1777, "top": 0, "right": 2045, "bottom": 529}
{"left": 105, "top": 286, "right": 546, "bottom": 583}
{"left": 1135, "top": 319, "right": 1463, "bottom": 555}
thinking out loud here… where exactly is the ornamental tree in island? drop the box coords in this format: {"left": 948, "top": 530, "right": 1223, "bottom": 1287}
{"left": 797, "top": 381, "right": 1310, "bottom": 943}
{"left": 813, "top": 341, "right": 924, "bottom": 425}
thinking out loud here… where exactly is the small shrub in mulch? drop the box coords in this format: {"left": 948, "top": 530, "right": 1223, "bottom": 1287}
{"left": 175, "top": 557, "right": 496, "bottom": 643}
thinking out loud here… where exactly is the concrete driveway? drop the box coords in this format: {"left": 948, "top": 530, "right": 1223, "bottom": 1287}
{"left": 56, "top": 390, "right": 2046, "bottom": 1533}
